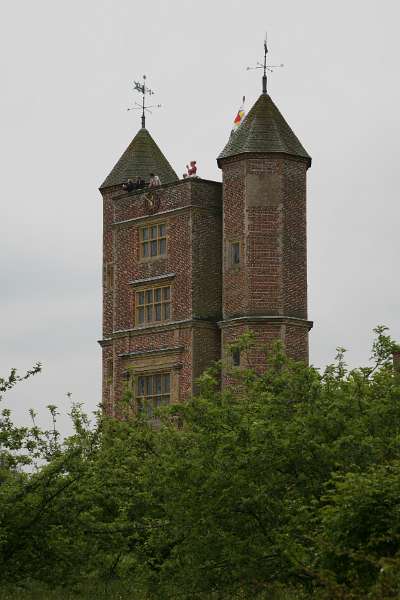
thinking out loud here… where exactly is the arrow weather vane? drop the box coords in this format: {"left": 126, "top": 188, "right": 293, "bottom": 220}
{"left": 127, "top": 74, "right": 161, "bottom": 128}
{"left": 246, "top": 33, "right": 284, "bottom": 94}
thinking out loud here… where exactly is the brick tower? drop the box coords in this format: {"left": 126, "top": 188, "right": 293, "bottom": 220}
{"left": 217, "top": 90, "right": 313, "bottom": 369}
{"left": 99, "top": 73, "right": 312, "bottom": 411}
{"left": 99, "top": 125, "right": 222, "bottom": 415}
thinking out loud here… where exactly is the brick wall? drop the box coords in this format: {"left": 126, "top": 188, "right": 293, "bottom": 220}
{"left": 219, "top": 153, "right": 311, "bottom": 365}
{"left": 192, "top": 206, "right": 222, "bottom": 320}
{"left": 100, "top": 178, "right": 222, "bottom": 410}
{"left": 100, "top": 147, "right": 311, "bottom": 408}
{"left": 221, "top": 319, "right": 310, "bottom": 376}
{"left": 222, "top": 160, "right": 247, "bottom": 318}
{"left": 113, "top": 210, "right": 193, "bottom": 331}
{"left": 115, "top": 326, "right": 193, "bottom": 404}
{"left": 192, "top": 324, "right": 221, "bottom": 385}
{"left": 284, "top": 322, "right": 309, "bottom": 363}
{"left": 102, "top": 186, "right": 119, "bottom": 338}
{"left": 221, "top": 321, "right": 280, "bottom": 375}
{"left": 282, "top": 160, "right": 308, "bottom": 319}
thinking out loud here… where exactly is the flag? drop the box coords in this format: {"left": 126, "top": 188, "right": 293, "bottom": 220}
{"left": 232, "top": 96, "right": 245, "bottom": 133}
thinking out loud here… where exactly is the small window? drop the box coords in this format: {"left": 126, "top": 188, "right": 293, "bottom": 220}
{"left": 136, "top": 372, "right": 171, "bottom": 416}
{"left": 105, "top": 263, "right": 114, "bottom": 290}
{"left": 106, "top": 358, "right": 114, "bottom": 401}
{"left": 140, "top": 223, "right": 167, "bottom": 259}
{"left": 106, "top": 358, "right": 114, "bottom": 383}
{"left": 230, "top": 242, "right": 240, "bottom": 267}
{"left": 232, "top": 348, "right": 241, "bottom": 367}
{"left": 135, "top": 285, "right": 171, "bottom": 325}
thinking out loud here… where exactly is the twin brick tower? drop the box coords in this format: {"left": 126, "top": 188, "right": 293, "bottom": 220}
{"left": 99, "top": 62, "right": 313, "bottom": 414}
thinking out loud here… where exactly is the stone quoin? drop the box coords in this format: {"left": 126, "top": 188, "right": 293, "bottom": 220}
{"left": 98, "top": 86, "right": 312, "bottom": 415}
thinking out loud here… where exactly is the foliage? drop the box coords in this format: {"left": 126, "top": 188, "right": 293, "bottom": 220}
{"left": 0, "top": 326, "right": 400, "bottom": 599}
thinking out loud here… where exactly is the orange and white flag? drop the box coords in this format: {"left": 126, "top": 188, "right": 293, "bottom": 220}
{"left": 232, "top": 96, "right": 245, "bottom": 132}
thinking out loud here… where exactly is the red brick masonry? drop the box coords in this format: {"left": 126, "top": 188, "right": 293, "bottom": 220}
{"left": 99, "top": 178, "right": 222, "bottom": 412}
{"left": 99, "top": 153, "right": 312, "bottom": 410}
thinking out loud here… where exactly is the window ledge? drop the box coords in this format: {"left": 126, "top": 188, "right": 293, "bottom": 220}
{"left": 129, "top": 273, "right": 176, "bottom": 287}
{"left": 119, "top": 345, "right": 184, "bottom": 359}
{"left": 133, "top": 319, "right": 172, "bottom": 330}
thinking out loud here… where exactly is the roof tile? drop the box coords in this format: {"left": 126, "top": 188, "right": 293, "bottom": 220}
{"left": 218, "top": 94, "right": 311, "bottom": 164}
{"left": 101, "top": 128, "right": 178, "bottom": 189}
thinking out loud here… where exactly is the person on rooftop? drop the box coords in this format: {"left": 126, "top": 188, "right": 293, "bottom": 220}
{"left": 148, "top": 173, "right": 161, "bottom": 187}
{"left": 136, "top": 176, "right": 145, "bottom": 189}
{"left": 122, "top": 178, "right": 135, "bottom": 192}
{"left": 186, "top": 160, "right": 197, "bottom": 177}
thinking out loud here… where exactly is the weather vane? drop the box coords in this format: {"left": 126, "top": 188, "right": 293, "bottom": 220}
{"left": 246, "top": 33, "right": 284, "bottom": 94}
{"left": 127, "top": 74, "right": 161, "bottom": 128}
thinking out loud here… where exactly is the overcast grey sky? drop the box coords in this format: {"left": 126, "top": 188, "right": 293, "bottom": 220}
{"left": 1, "top": 0, "right": 399, "bottom": 433}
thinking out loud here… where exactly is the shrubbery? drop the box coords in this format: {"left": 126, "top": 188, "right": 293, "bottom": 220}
{"left": 1, "top": 326, "right": 400, "bottom": 599}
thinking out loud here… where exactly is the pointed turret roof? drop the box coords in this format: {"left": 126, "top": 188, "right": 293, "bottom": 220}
{"left": 101, "top": 127, "right": 178, "bottom": 189}
{"left": 218, "top": 94, "right": 311, "bottom": 166}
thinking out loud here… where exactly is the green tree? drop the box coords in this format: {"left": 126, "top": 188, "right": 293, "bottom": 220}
{"left": 1, "top": 327, "right": 400, "bottom": 599}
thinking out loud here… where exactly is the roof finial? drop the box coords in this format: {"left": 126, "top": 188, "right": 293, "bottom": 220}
{"left": 246, "top": 33, "right": 284, "bottom": 94}
{"left": 127, "top": 75, "right": 161, "bottom": 128}
{"left": 263, "top": 33, "right": 268, "bottom": 94}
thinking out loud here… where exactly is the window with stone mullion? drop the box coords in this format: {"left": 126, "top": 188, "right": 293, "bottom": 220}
{"left": 136, "top": 285, "right": 171, "bottom": 325}
{"left": 140, "top": 223, "right": 167, "bottom": 258}
{"left": 136, "top": 373, "right": 171, "bottom": 415}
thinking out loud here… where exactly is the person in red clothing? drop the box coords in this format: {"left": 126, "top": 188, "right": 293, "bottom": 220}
{"left": 186, "top": 160, "right": 197, "bottom": 176}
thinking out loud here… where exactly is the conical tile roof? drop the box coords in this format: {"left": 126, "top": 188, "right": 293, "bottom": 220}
{"left": 101, "top": 127, "right": 178, "bottom": 189}
{"left": 218, "top": 94, "right": 311, "bottom": 165}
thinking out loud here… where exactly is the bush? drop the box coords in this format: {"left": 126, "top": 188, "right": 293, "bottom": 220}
{"left": 1, "top": 326, "right": 399, "bottom": 599}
